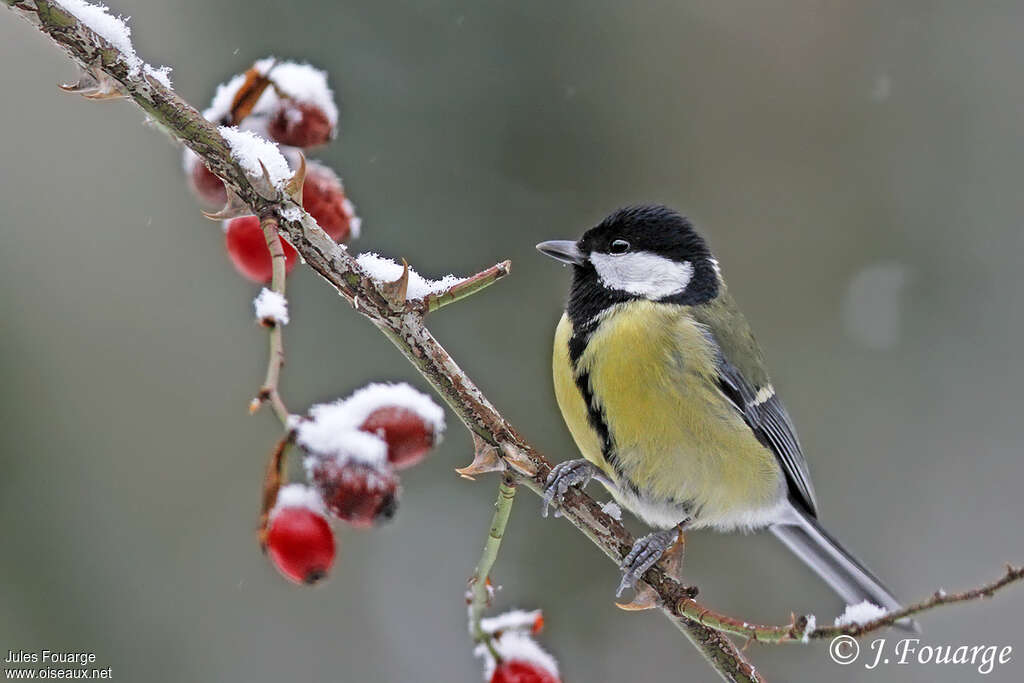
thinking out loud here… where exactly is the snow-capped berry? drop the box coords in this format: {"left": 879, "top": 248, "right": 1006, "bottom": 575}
{"left": 318, "top": 383, "right": 445, "bottom": 470}
{"left": 203, "top": 59, "right": 338, "bottom": 140}
{"left": 477, "top": 633, "right": 560, "bottom": 683}
{"left": 302, "top": 162, "right": 359, "bottom": 243}
{"left": 306, "top": 458, "right": 400, "bottom": 528}
{"left": 183, "top": 149, "right": 227, "bottom": 207}
{"left": 491, "top": 660, "right": 560, "bottom": 683}
{"left": 360, "top": 406, "right": 436, "bottom": 469}
{"left": 294, "top": 384, "right": 444, "bottom": 470}
{"left": 224, "top": 216, "right": 297, "bottom": 283}
{"left": 268, "top": 101, "right": 334, "bottom": 148}
{"left": 265, "top": 484, "right": 335, "bottom": 585}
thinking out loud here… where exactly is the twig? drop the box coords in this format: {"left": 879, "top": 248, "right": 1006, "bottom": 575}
{"left": 672, "top": 564, "right": 1024, "bottom": 645}
{"left": 467, "top": 472, "right": 518, "bottom": 660}
{"left": 252, "top": 212, "right": 290, "bottom": 425}
{"left": 422, "top": 260, "right": 512, "bottom": 313}
{"left": 258, "top": 435, "right": 291, "bottom": 548}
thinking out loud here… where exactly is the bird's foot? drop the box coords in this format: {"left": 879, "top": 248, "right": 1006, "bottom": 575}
{"left": 616, "top": 527, "right": 684, "bottom": 598}
{"left": 542, "top": 459, "right": 600, "bottom": 518}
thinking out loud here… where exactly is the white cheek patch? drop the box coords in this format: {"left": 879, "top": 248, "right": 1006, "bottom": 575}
{"left": 589, "top": 251, "right": 694, "bottom": 299}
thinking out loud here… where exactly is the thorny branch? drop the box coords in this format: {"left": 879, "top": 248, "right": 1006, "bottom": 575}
{"left": 8, "top": 3, "right": 1022, "bottom": 681}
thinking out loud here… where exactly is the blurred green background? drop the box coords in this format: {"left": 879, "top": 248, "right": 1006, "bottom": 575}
{"left": 2, "top": 1, "right": 1023, "bottom": 681}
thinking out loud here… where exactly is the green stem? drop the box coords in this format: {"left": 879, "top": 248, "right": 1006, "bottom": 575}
{"left": 425, "top": 260, "right": 511, "bottom": 313}
{"left": 468, "top": 473, "right": 518, "bottom": 659}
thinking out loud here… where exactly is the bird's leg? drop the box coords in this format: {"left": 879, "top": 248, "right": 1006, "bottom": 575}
{"left": 541, "top": 459, "right": 609, "bottom": 518}
{"left": 616, "top": 521, "right": 689, "bottom": 597}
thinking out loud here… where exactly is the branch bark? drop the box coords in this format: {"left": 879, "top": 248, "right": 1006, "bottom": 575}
{"left": 7, "top": 4, "right": 1021, "bottom": 682}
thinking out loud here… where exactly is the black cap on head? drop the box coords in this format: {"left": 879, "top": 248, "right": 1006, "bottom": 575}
{"left": 579, "top": 205, "right": 713, "bottom": 266}
{"left": 549, "top": 205, "right": 719, "bottom": 330}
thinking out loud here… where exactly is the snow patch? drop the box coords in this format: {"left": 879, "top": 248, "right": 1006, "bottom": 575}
{"left": 218, "top": 126, "right": 292, "bottom": 189}
{"left": 253, "top": 288, "right": 289, "bottom": 325}
{"left": 600, "top": 501, "right": 622, "bottom": 520}
{"left": 144, "top": 63, "right": 173, "bottom": 88}
{"left": 294, "top": 412, "right": 388, "bottom": 468}
{"left": 268, "top": 61, "right": 339, "bottom": 126}
{"left": 800, "top": 614, "right": 816, "bottom": 643}
{"left": 270, "top": 483, "right": 325, "bottom": 517}
{"left": 834, "top": 601, "right": 888, "bottom": 627}
{"left": 58, "top": 0, "right": 142, "bottom": 76}
{"left": 355, "top": 252, "right": 464, "bottom": 299}
{"left": 480, "top": 609, "right": 542, "bottom": 635}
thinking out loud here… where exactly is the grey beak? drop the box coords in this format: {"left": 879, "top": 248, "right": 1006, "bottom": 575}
{"left": 536, "top": 240, "right": 585, "bottom": 266}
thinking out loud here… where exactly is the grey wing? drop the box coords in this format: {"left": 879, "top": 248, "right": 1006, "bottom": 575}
{"left": 711, "top": 347, "right": 819, "bottom": 517}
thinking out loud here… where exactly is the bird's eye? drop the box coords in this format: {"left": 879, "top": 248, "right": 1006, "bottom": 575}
{"left": 609, "top": 239, "right": 630, "bottom": 255}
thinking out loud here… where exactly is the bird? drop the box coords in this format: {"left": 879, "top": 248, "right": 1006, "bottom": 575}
{"left": 537, "top": 204, "right": 913, "bottom": 626}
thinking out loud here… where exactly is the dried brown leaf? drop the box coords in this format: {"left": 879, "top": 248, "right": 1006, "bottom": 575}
{"left": 230, "top": 62, "right": 275, "bottom": 125}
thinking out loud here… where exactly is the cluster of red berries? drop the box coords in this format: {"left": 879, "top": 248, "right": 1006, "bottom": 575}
{"left": 477, "top": 611, "right": 562, "bottom": 683}
{"left": 263, "top": 383, "right": 445, "bottom": 585}
{"left": 183, "top": 59, "right": 359, "bottom": 283}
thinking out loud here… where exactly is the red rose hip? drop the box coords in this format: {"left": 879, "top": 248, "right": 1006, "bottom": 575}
{"left": 360, "top": 407, "right": 436, "bottom": 469}
{"left": 480, "top": 633, "right": 560, "bottom": 683}
{"left": 224, "top": 216, "right": 298, "bottom": 283}
{"left": 190, "top": 162, "right": 228, "bottom": 207}
{"left": 328, "top": 383, "right": 444, "bottom": 470}
{"left": 491, "top": 660, "right": 560, "bottom": 683}
{"left": 302, "top": 162, "right": 359, "bottom": 243}
{"left": 265, "top": 485, "right": 336, "bottom": 585}
{"left": 268, "top": 101, "right": 334, "bottom": 148}
{"left": 184, "top": 150, "right": 228, "bottom": 207}
{"left": 307, "top": 458, "right": 399, "bottom": 528}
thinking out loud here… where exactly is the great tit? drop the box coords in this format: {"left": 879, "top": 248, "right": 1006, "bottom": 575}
{"left": 537, "top": 205, "right": 911, "bottom": 623}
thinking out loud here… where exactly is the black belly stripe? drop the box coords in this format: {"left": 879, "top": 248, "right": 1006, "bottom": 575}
{"left": 567, "top": 322, "right": 630, "bottom": 483}
{"left": 573, "top": 370, "right": 614, "bottom": 460}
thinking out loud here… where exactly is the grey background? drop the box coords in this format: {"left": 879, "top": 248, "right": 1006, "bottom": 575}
{"left": 2, "top": 1, "right": 1022, "bottom": 681}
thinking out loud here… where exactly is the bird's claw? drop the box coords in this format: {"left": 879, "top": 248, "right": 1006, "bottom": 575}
{"left": 616, "top": 528, "right": 681, "bottom": 597}
{"left": 542, "top": 459, "right": 598, "bottom": 518}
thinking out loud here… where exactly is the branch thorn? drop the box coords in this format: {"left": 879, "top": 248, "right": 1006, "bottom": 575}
{"left": 58, "top": 59, "right": 126, "bottom": 100}
{"left": 254, "top": 159, "right": 278, "bottom": 199}
{"left": 500, "top": 442, "right": 538, "bottom": 477}
{"left": 202, "top": 186, "right": 251, "bottom": 220}
{"left": 284, "top": 152, "right": 307, "bottom": 205}
{"left": 456, "top": 435, "right": 504, "bottom": 479}
{"left": 379, "top": 258, "right": 410, "bottom": 307}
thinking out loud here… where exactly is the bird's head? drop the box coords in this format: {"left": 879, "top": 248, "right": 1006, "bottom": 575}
{"left": 537, "top": 205, "right": 720, "bottom": 320}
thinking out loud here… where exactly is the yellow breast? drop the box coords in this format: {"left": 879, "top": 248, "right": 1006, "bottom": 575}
{"left": 551, "top": 302, "right": 784, "bottom": 530}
